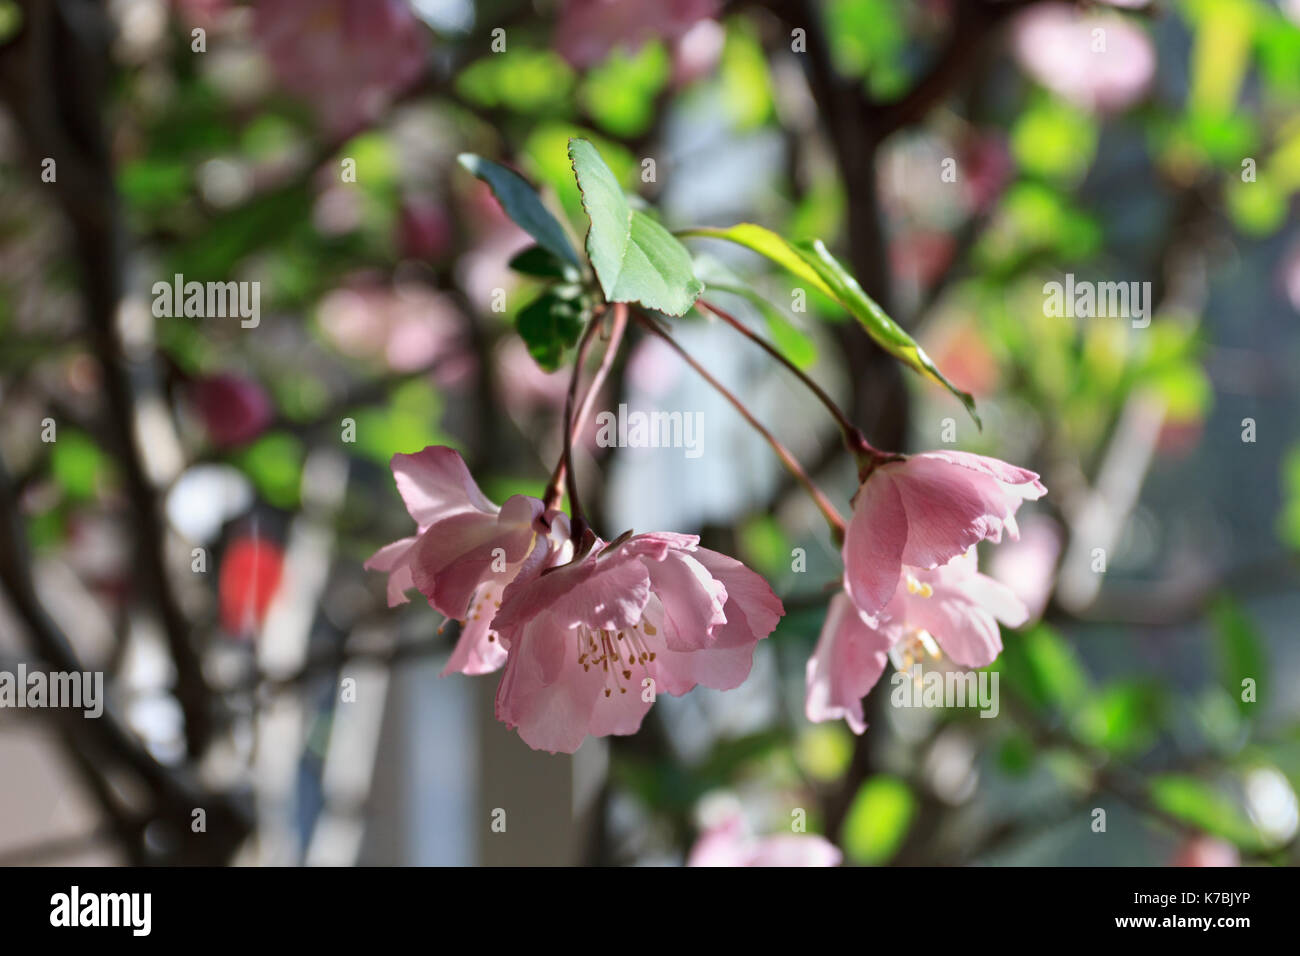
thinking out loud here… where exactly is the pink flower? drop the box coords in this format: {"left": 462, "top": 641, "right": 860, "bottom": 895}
{"left": 491, "top": 532, "right": 784, "bottom": 753}
{"left": 807, "top": 551, "right": 1027, "bottom": 733}
{"left": 256, "top": 0, "right": 426, "bottom": 136}
{"left": 844, "top": 450, "right": 1045, "bottom": 621}
{"left": 364, "top": 447, "right": 559, "bottom": 676}
{"left": 687, "top": 814, "right": 841, "bottom": 867}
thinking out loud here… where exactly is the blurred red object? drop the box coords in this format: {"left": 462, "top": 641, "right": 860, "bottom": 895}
{"left": 398, "top": 198, "right": 454, "bottom": 262}
{"left": 191, "top": 372, "right": 274, "bottom": 448}
{"left": 219, "top": 534, "right": 285, "bottom": 637}
{"left": 255, "top": 0, "right": 426, "bottom": 135}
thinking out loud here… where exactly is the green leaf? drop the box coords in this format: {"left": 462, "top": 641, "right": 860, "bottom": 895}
{"left": 1210, "top": 596, "right": 1266, "bottom": 717}
{"left": 568, "top": 138, "right": 703, "bottom": 316}
{"left": 1149, "top": 774, "right": 1264, "bottom": 850}
{"left": 679, "top": 223, "right": 979, "bottom": 425}
{"left": 508, "top": 245, "right": 579, "bottom": 281}
{"left": 457, "top": 154, "right": 581, "bottom": 269}
{"left": 842, "top": 775, "right": 915, "bottom": 864}
{"left": 516, "top": 288, "right": 588, "bottom": 371}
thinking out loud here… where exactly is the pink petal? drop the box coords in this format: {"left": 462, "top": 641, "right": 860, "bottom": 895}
{"left": 495, "top": 613, "right": 603, "bottom": 754}
{"left": 905, "top": 591, "right": 1004, "bottom": 670}
{"left": 843, "top": 471, "right": 909, "bottom": 619}
{"left": 804, "top": 594, "right": 894, "bottom": 734}
{"left": 408, "top": 507, "right": 534, "bottom": 618}
{"left": 363, "top": 536, "right": 417, "bottom": 607}
{"left": 495, "top": 548, "right": 651, "bottom": 635}
{"left": 643, "top": 550, "right": 728, "bottom": 651}
{"left": 441, "top": 600, "right": 508, "bottom": 676}
{"left": 692, "top": 548, "right": 785, "bottom": 648}
{"left": 390, "top": 446, "right": 497, "bottom": 530}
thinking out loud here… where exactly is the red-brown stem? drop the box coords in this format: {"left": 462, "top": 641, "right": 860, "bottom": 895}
{"left": 544, "top": 304, "right": 629, "bottom": 527}
{"left": 634, "top": 310, "right": 847, "bottom": 543}
{"left": 696, "top": 297, "right": 893, "bottom": 469}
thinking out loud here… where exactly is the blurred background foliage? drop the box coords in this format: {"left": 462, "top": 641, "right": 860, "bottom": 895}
{"left": 0, "top": 0, "right": 1298, "bottom": 866}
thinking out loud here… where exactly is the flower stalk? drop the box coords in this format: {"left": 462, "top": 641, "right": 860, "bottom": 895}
{"left": 633, "top": 309, "right": 847, "bottom": 543}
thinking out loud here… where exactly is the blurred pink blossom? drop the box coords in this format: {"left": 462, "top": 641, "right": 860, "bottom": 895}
{"left": 1173, "top": 836, "right": 1240, "bottom": 867}
{"left": 255, "top": 0, "right": 427, "bottom": 136}
{"left": 316, "top": 281, "right": 474, "bottom": 384}
{"left": 190, "top": 372, "right": 273, "bottom": 448}
{"left": 688, "top": 814, "right": 841, "bottom": 867}
{"left": 554, "top": 0, "right": 719, "bottom": 69}
{"left": 671, "top": 19, "right": 726, "bottom": 87}
{"left": 988, "top": 513, "right": 1062, "bottom": 622}
{"left": 171, "top": 0, "right": 227, "bottom": 29}
{"left": 1012, "top": 5, "right": 1155, "bottom": 113}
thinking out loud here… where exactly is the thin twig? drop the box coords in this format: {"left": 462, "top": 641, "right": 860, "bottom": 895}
{"left": 633, "top": 309, "right": 847, "bottom": 542}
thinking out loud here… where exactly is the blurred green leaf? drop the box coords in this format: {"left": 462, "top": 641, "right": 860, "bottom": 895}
{"left": 51, "top": 431, "right": 106, "bottom": 501}
{"left": 581, "top": 42, "right": 669, "bottom": 138}
{"left": 719, "top": 23, "right": 773, "bottom": 129}
{"left": 235, "top": 432, "right": 304, "bottom": 509}
{"left": 1185, "top": 0, "right": 1255, "bottom": 118}
{"left": 351, "top": 380, "right": 448, "bottom": 467}
{"left": 842, "top": 775, "right": 915, "bottom": 864}
{"left": 523, "top": 124, "right": 635, "bottom": 224}
{"left": 569, "top": 138, "right": 702, "bottom": 316}
{"left": 1224, "top": 174, "right": 1288, "bottom": 235}
{"left": 997, "top": 732, "right": 1035, "bottom": 776}
{"left": 825, "top": 0, "right": 908, "bottom": 98}
{"left": 1279, "top": 443, "right": 1300, "bottom": 551}
{"left": 1011, "top": 98, "right": 1097, "bottom": 185}
{"left": 738, "top": 514, "right": 792, "bottom": 579}
{"left": 1072, "top": 682, "right": 1162, "bottom": 756}
{"left": 996, "top": 622, "right": 1089, "bottom": 714}
{"left": 167, "top": 182, "right": 312, "bottom": 279}
{"left": 681, "top": 223, "right": 979, "bottom": 424}
{"left": 118, "top": 158, "right": 191, "bottom": 214}
{"left": 796, "top": 724, "right": 854, "bottom": 783}
{"left": 0, "top": 1, "right": 22, "bottom": 43}
{"left": 456, "top": 48, "right": 575, "bottom": 113}
{"left": 1210, "top": 595, "right": 1266, "bottom": 717}
{"left": 1149, "top": 773, "right": 1264, "bottom": 850}
{"left": 458, "top": 154, "right": 581, "bottom": 268}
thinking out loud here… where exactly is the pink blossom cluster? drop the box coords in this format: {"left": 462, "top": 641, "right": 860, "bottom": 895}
{"left": 807, "top": 451, "right": 1046, "bottom": 732}
{"left": 366, "top": 447, "right": 784, "bottom": 753}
